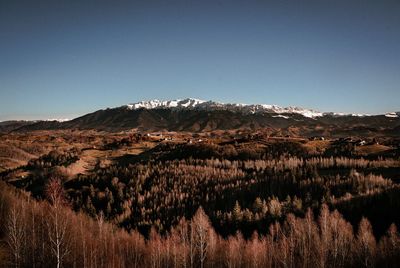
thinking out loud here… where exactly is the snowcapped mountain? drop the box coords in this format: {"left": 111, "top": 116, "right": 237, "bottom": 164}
{"left": 126, "top": 98, "right": 207, "bottom": 110}
{"left": 45, "top": 118, "right": 71, "bottom": 122}
{"left": 8, "top": 98, "right": 399, "bottom": 133}
{"left": 125, "top": 98, "right": 323, "bottom": 118}
{"left": 385, "top": 112, "right": 399, "bottom": 118}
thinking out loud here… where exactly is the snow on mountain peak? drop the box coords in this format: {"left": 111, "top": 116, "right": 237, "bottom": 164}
{"left": 123, "top": 99, "right": 399, "bottom": 118}
{"left": 45, "top": 118, "right": 71, "bottom": 122}
{"left": 385, "top": 112, "right": 399, "bottom": 118}
{"left": 127, "top": 98, "right": 206, "bottom": 110}
{"left": 126, "top": 98, "right": 324, "bottom": 118}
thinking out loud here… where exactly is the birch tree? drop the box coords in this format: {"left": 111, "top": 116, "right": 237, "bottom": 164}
{"left": 46, "top": 178, "right": 70, "bottom": 268}
{"left": 192, "top": 207, "right": 212, "bottom": 268}
{"left": 6, "top": 203, "right": 25, "bottom": 267}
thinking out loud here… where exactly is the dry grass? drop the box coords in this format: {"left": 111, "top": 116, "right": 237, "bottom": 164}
{"left": 355, "top": 144, "right": 392, "bottom": 155}
{"left": 63, "top": 141, "right": 157, "bottom": 179}
{"left": 302, "top": 140, "right": 331, "bottom": 154}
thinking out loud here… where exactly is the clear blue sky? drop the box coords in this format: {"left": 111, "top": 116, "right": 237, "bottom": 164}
{"left": 1, "top": 0, "right": 399, "bottom": 120}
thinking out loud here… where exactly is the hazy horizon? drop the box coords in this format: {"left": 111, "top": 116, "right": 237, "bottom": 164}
{"left": 1, "top": 0, "right": 400, "bottom": 120}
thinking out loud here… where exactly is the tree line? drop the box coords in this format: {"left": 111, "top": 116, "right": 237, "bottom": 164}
{"left": 61, "top": 155, "right": 399, "bottom": 237}
{"left": 1, "top": 181, "right": 400, "bottom": 268}
{"left": 5, "top": 148, "right": 399, "bottom": 238}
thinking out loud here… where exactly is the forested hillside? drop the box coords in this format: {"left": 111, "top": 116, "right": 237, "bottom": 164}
{"left": 1, "top": 131, "right": 400, "bottom": 267}
{"left": 1, "top": 181, "right": 400, "bottom": 268}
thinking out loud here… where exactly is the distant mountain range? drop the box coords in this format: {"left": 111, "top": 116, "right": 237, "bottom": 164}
{"left": 124, "top": 98, "right": 324, "bottom": 118}
{"left": 1, "top": 98, "right": 399, "bottom": 136}
{"left": 124, "top": 98, "right": 400, "bottom": 118}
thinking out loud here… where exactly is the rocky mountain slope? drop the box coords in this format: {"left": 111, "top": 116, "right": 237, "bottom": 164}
{"left": 4, "top": 98, "right": 400, "bottom": 136}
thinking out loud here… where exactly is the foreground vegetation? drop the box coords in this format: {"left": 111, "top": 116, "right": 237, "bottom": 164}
{"left": 1, "top": 181, "right": 400, "bottom": 268}
{"left": 1, "top": 131, "right": 400, "bottom": 267}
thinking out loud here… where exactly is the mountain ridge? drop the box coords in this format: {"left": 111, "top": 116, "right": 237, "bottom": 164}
{"left": 2, "top": 98, "right": 399, "bottom": 135}
{"left": 124, "top": 98, "right": 323, "bottom": 118}
{"left": 123, "top": 98, "right": 399, "bottom": 119}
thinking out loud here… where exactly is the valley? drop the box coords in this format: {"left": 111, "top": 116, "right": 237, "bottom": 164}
{"left": 1, "top": 101, "right": 400, "bottom": 267}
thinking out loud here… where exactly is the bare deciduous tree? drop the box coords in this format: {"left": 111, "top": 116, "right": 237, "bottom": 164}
{"left": 6, "top": 204, "right": 25, "bottom": 268}
{"left": 357, "top": 217, "right": 376, "bottom": 268}
{"left": 192, "top": 207, "right": 211, "bottom": 268}
{"left": 45, "top": 178, "right": 70, "bottom": 268}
